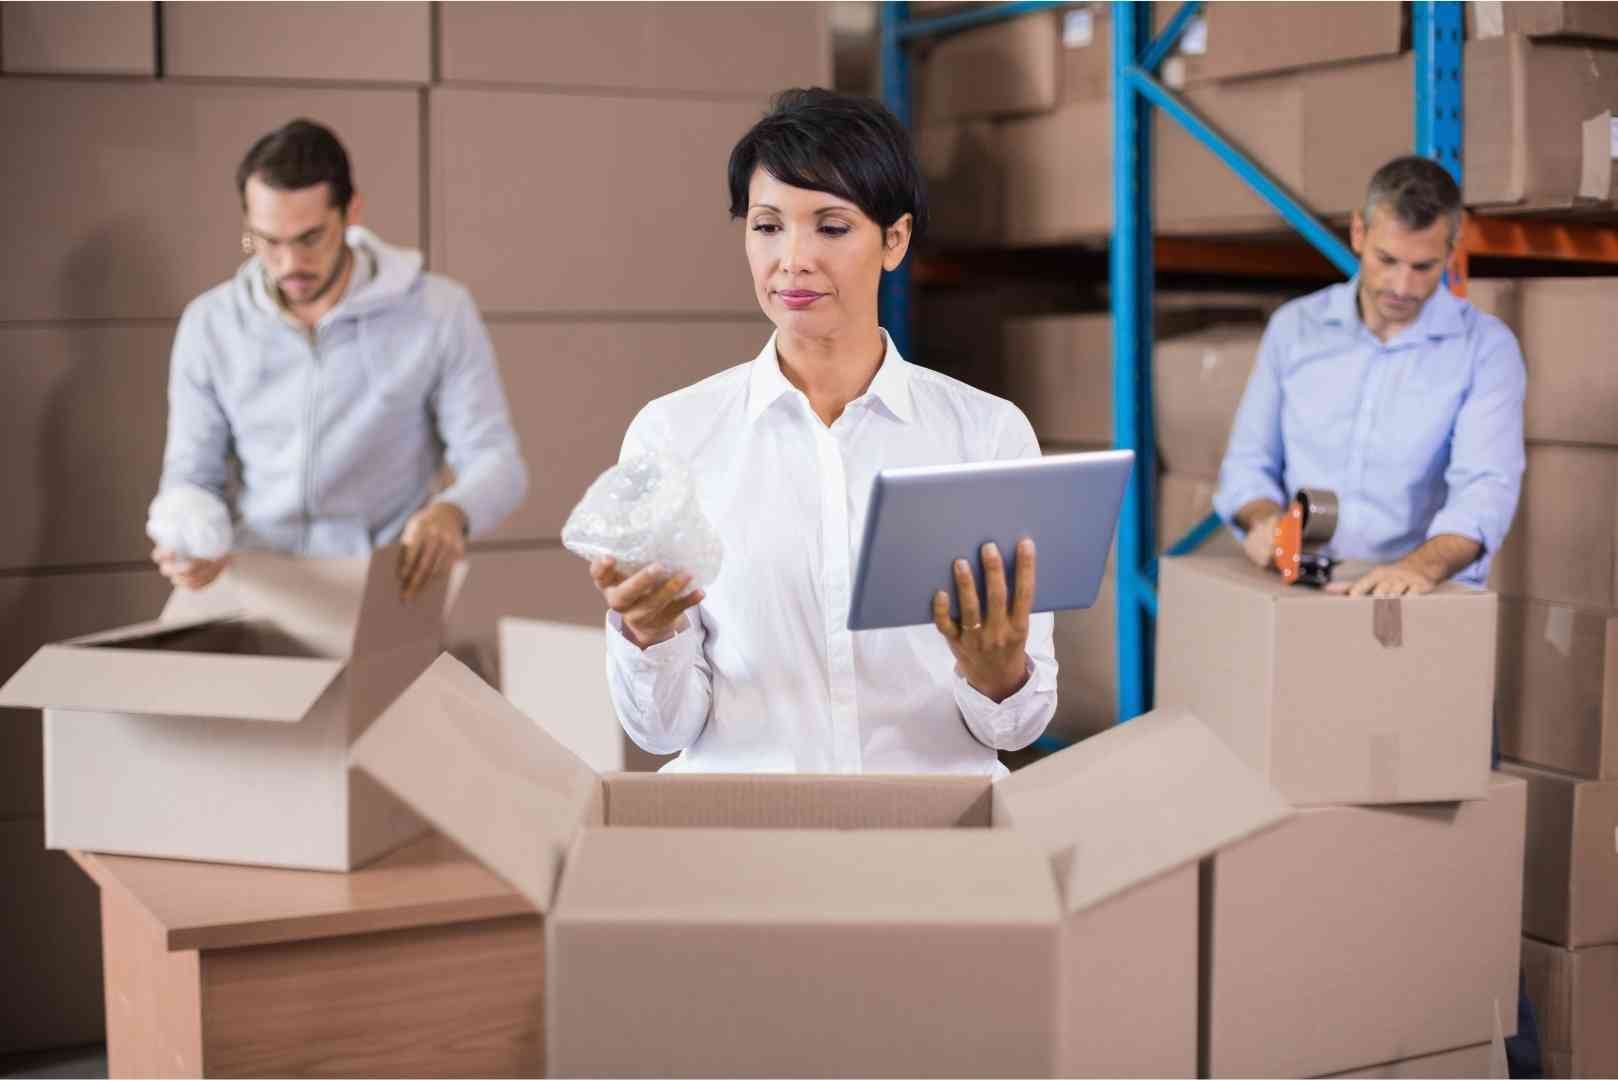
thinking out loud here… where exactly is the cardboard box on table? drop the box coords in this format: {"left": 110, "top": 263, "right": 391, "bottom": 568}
{"left": 352, "top": 653, "right": 1292, "bottom": 1078}
{"left": 1207, "top": 773, "right": 1526, "bottom": 1078}
{"left": 1521, "top": 936, "right": 1618, "bottom": 1079}
{"left": 1156, "top": 557, "right": 1497, "bottom": 806}
{"left": 1498, "top": 761, "right": 1618, "bottom": 948}
{"left": 0, "top": 546, "right": 454, "bottom": 871}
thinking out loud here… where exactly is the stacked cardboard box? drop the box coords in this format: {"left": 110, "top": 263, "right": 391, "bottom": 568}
{"left": 1469, "top": 275, "right": 1618, "bottom": 1077}
{"left": 1155, "top": 554, "right": 1523, "bottom": 1077}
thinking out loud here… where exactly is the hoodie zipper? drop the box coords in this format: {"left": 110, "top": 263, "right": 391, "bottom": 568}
{"left": 301, "top": 324, "right": 320, "bottom": 554}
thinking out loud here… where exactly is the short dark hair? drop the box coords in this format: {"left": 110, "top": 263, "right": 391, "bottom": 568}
{"left": 236, "top": 118, "right": 355, "bottom": 210}
{"left": 1363, "top": 155, "right": 1462, "bottom": 245}
{"left": 727, "top": 88, "right": 928, "bottom": 243}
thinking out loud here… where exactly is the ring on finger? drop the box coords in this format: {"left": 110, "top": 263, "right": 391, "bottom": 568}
{"left": 964, "top": 621, "right": 983, "bottom": 632}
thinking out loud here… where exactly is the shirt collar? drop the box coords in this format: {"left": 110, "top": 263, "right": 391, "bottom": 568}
{"left": 1324, "top": 275, "right": 1467, "bottom": 342}
{"left": 745, "top": 329, "right": 915, "bottom": 425}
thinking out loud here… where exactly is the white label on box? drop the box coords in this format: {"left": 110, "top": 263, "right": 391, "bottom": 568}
{"left": 1164, "top": 56, "right": 1186, "bottom": 89}
{"left": 1182, "top": 16, "right": 1208, "bottom": 55}
{"left": 1063, "top": 9, "right": 1094, "bottom": 48}
{"left": 1610, "top": 116, "right": 1618, "bottom": 159}
{"left": 1545, "top": 605, "right": 1575, "bottom": 658}
{"left": 1473, "top": 1, "right": 1505, "bottom": 39}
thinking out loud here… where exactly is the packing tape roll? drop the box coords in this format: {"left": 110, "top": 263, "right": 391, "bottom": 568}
{"left": 1296, "top": 487, "right": 1339, "bottom": 544}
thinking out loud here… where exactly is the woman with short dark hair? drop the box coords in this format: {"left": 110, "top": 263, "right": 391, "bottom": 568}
{"left": 588, "top": 89, "right": 1056, "bottom": 775}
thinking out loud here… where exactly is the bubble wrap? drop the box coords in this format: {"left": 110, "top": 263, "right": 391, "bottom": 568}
{"left": 562, "top": 452, "right": 724, "bottom": 587}
{"left": 146, "top": 484, "right": 234, "bottom": 562}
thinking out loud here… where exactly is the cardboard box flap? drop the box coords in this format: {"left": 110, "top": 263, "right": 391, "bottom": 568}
{"left": 61, "top": 612, "right": 243, "bottom": 648}
{"left": 557, "top": 827, "right": 1061, "bottom": 926}
{"left": 350, "top": 545, "right": 462, "bottom": 657}
{"left": 350, "top": 652, "right": 602, "bottom": 914}
{"left": 993, "top": 708, "right": 1290, "bottom": 915}
{"left": 0, "top": 645, "right": 343, "bottom": 723}
{"left": 163, "top": 550, "right": 371, "bottom": 658}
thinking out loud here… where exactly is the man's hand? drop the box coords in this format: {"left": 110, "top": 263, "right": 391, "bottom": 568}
{"left": 932, "top": 538, "right": 1035, "bottom": 703}
{"left": 1326, "top": 534, "right": 1481, "bottom": 598}
{"left": 1242, "top": 514, "right": 1281, "bottom": 570}
{"left": 590, "top": 557, "right": 704, "bottom": 649}
{"left": 398, "top": 501, "right": 468, "bottom": 602}
{"left": 152, "top": 546, "right": 230, "bottom": 590}
{"left": 1327, "top": 562, "right": 1437, "bottom": 598}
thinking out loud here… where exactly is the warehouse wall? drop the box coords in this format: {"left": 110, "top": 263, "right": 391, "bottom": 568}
{"left": 0, "top": 0, "right": 827, "bottom": 1052}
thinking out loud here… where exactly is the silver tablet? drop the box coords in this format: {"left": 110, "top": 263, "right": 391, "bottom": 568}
{"left": 847, "top": 449, "right": 1134, "bottom": 631}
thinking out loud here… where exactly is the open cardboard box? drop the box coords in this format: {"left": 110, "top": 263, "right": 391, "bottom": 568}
{"left": 0, "top": 545, "right": 457, "bottom": 871}
{"left": 352, "top": 652, "right": 1293, "bottom": 1078}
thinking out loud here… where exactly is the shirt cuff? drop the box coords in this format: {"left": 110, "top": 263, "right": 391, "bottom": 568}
{"left": 953, "top": 658, "right": 1038, "bottom": 744}
{"left": 1425, "top": 507, "right": 1489, "bottom": 551}
{"left": 605, "top": 610, "right": 701, "bottom": 667}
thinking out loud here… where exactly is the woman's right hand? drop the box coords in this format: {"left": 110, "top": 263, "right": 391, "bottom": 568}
{"left": 589, "top": 556, "right": 705, "bottom": 649}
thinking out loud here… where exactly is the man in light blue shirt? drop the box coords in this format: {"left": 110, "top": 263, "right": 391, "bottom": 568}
{"left": 1214, "top": 156, "right": 1525, "bottom": 596}
{"left": 154, "top": 119, "right": 528, "bottom": 599}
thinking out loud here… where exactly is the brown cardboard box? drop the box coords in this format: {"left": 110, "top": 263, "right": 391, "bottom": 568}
{"left": 164, "top": 2, "right": 431, "bottom": 83}
{"left": 1159, "top": 472, "right": 1242, "bottom": 559}
{"left": 0, "top": 548, "right": 457, "bottom": 870}
{"left": 1208, "top": 774, "right": 1527, "bottom": 1078}
{"left": 917, "top": 11, "right": 1060, "bottom": 121}
{"left": 354, "top": 659, "right": 1291, "bottom": 1077}
{"left": 439, "top": 2, "right": 830, "bottom": 96}
{"left": 1002, "top": 100, "right": 1112, "bottom": 244}
{"left": 1056, "top": 4, "right": 1111, "bottom": 105}
{"left": 0, "top": 568, "right": 173, "bottom": 822}
{"left": 1499, "top": 761, "right": 1618, "bottom": 947}
{"left": 448, "top": 545, "right": 601, "bottom": 684}
{"left": 1153, "top": 325, "right": 1261, "bottom": 478}
{"left": 1495, "top": 597, "right": 1618, "bottom": 779}
{"left": 430, "top": 89, "right": 758, "bottom": 316}
{"left": 1187, "top": 1, "right": 1404, "bottom": 84}
{"left": 1154, "top": 73, "right": 1306, "bottom": 233}
{"left": 499, "top": 616, "right": 671, "bottom": 774}
{"left": 0, "top": 818, "right": 104, "bottom": 1055}
{"left": 1157, "top": 557, "right": 1497, "bottom": 806}
{"left": 0, "top": 325, "right": 171, "bottom": 572}
{"left": 1489, "top": 444, "right": 1618, "bottom": 610}
{"left": 1002, "top": 314, "right": 1111, "bottom": 444}
{"left": 486, "top": 318, "right": 764, "bottom": 542}
{"left": 1, "top": 1, "right": 154, "bottom": 75}
{"left": 1465, "top": 278, "right": 1618, "bottom": 447}
{"left": 1320, "top": 1042, "right": 1500, "bottom": 1079}
{"left": 916, "top": 121, "right": 1006, "bottom": 247}
{"left": 1521, "top": 936, "right": 1618, "bottom": 1079}
{"left": 1467, "top": 35, "right": 1618, "bottom": 211}
{"left": 1470, "top": 2, "right": 1618, "bottom": 43}
{"left": 0, "top": 80, "right": 420, "bottom": 322}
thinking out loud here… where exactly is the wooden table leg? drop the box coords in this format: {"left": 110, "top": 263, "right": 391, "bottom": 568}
{"left": 101, "top": 887, "right": 203, "bottom": 1078}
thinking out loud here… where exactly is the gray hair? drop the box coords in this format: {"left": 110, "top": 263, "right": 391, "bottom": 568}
{"left": 1362, "top": 155, "right": 1463, "bottom": 247}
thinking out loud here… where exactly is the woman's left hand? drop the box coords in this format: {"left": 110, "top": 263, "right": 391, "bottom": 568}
{"left": 932, "top": 538, "right": 1036, "bottom": 704}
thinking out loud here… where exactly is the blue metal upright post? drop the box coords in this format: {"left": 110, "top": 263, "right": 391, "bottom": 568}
{"left": 1111, "top": 1, "right": 1156, "bottom": 723}
{"left": 878, "top": 1, "right": 914, "bottom": 359}
{"left": 1413, "top": 1, "right": 1465, "bottom": 183}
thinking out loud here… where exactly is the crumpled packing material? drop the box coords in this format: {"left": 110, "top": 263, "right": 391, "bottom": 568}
{"left": 146, "top": 484, "right": 234, "bottom": 562}
{"left": 562, "top": 452, "right": 723, "bottom": 588}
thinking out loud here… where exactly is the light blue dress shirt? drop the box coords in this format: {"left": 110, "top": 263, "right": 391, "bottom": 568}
{"left": 1213, "top": 278, "right": 1525, "bottom": 587}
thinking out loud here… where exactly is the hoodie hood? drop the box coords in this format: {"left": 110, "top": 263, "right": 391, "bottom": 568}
{"left": 236, "top": 225, "right": 424, "bottom": 331}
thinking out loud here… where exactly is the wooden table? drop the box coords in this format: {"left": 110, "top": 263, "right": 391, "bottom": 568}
{"left": 70, "top": 834, "right": 544, "bottom": 1078}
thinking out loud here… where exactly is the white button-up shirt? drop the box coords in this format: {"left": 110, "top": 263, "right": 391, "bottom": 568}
{"left": 604, "top": 331, "right": 1058, "bottom": 776}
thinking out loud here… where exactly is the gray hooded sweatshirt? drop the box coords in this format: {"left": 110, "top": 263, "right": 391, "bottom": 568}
{"left": 159, "top": 226, "right": 528, "bottom": 556}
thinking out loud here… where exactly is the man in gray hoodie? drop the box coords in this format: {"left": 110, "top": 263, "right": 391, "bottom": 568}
{"left": 154, "top": 118, "right": 528, "bottom": 599}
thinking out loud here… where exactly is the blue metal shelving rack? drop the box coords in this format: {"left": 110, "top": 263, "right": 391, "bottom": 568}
{"left": 880, "top": 0, "right": 1466, "bottom": 731}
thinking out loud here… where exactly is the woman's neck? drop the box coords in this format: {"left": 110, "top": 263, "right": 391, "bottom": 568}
{"left": 776, "top": 324, "right": 887, "bottom": 428}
